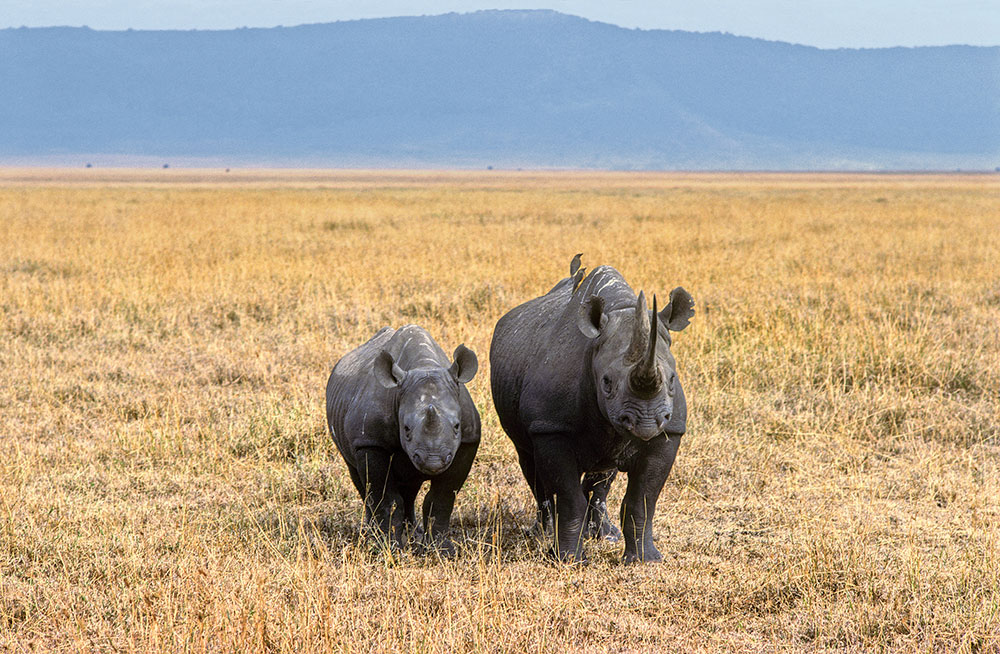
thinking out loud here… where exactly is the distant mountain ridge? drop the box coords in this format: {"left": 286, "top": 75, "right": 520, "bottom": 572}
{"left": 2, "top": 10, "right": 998, "bottom": 169}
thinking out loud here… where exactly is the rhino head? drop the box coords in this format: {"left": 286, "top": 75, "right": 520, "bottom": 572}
{"left": 578, "top": 287, "right": 694, "bottom": 441}
{"left": 373, "top": 344, "right": 478, "bottom": 474}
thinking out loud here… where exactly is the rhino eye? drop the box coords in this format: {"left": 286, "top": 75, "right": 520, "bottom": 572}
{"left": 452, "top": 421, "right": 461, "bottom": 433}
{"left": 403, "top": 424, "right": 412, "bottom": 440}
{"left": 601, "top": 375, "right": 613, "bottom": 394}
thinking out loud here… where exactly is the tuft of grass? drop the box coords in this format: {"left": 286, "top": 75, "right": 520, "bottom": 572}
{"left": 0, "top": 169, "right": 998, "bottom": 652}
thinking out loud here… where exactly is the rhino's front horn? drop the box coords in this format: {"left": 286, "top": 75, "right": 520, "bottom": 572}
{"left": 629, "top": 294, "right": 662, "bottom": 397}
{"left": 424, "top": 404, "right": 440, "bottom": 428}
{"left": 624, "top": 291, "right": 651, "bottom": 364}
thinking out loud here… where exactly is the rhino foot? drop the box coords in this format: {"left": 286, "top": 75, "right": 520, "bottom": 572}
{"left": 623, "top": 543, "right": 662, "bottom": 564}
{"left": 363, "top": 536, "right": 406, "bottom": 562}
{"left": 407, "top": 523, "right": 425, "bottom": 545}
{"left": 586, "top": 516, "right": 623, "bottom": 542}
{"left": 546, "top": 546, "right": 589, "bottom": 565}
{"left": 524, "top": 520, "right": 551, "bottom": 541}
{"left": 420, "top": 534, "right": 457, "bottom": 558}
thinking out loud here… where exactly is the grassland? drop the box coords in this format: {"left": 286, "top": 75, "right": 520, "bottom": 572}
{"left": 1, "top": 169, "right": 998, "bottom": 652}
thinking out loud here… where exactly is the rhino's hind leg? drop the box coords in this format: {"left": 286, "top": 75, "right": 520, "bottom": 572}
{"left": 399, "top": 482, "right": 424, "bottom": 545}
{"left": 513, "top": 443, "right": 553, "bottom": 537}
{"left": 533, "top": 498, "right": 554, "bottom": 538}
{"left": 582, "top": 470, "right": 623, "bottom": 542}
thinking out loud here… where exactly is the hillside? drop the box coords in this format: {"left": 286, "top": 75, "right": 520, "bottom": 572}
{"left": 2, "top": 10, "right": 998, "bottom": 169}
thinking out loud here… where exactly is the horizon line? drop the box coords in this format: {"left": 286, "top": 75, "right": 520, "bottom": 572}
{"left": 3, "top": 9, "right": 997, "bottom": 50}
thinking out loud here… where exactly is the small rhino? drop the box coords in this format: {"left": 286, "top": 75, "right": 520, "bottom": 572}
{"left": 326, "top": 325, "right": 481, "bottom": 554}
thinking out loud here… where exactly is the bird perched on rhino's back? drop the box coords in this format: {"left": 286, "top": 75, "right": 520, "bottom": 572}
{"left": 326, "top": 324, "right": 481, "bottom": 555}
{"left": 490, "top": 254, "right": 694, "bottom": 563}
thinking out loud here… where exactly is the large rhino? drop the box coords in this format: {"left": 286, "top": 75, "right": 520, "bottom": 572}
{"left": 490, "top": 255, "right": 694, "bottom": 562}
{"left": 326, "top": 325, "right": 481, "bottom": 555}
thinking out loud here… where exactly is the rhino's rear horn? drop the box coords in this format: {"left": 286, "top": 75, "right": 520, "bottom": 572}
{"left": 629, "top": 294, "right": 662, "bottom": 396}
{"left": 644, "top": 295, "right": 660, "bottom": 377}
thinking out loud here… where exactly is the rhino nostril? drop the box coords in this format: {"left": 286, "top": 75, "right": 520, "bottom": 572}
{"left": 445, "top": 453, "right": 453, "bottom": 464}
{"left": 620, "top": 415, "right": 634, "bottom": 430}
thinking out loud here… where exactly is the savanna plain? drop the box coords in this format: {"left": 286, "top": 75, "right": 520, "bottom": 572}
{"left": 1, "top": 169, "right": 998, "bottom": 653}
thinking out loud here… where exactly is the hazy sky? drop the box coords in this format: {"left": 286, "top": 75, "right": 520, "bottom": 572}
{"left": 4, "top": 0, "right": 999, "bottom": 49}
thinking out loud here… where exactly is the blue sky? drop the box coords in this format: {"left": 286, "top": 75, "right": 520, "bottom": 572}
{"left": 4, "top": 0, "right": 998, "bottom": 48}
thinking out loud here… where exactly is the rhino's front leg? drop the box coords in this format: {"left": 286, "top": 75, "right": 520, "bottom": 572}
{"left": 356, "top": 446, "right": 406, "bottom": 551}
{"left": 422, "top": 439, "right": 478, "bottom": 556}
{"left": 621, "top": 434, "right": 681, "bottom": 563}
{"left": 533, "top": 433, "right": 588, "bottom": 562}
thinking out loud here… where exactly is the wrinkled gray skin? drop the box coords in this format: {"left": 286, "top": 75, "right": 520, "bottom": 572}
{"left": 326, "top": 325, "right": 481, "bottom": 555}
{"left": 490, "top": 255, "right": 694, "bottom": 563}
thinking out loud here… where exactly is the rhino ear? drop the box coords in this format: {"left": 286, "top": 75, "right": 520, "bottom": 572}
{"left": 449, "top": 344, "right": 478, "bottom": 384}
{"left": 659, "top": 287, "right": 695, "bottom": 332}
{"left": 373, "top": 350, "right": 406, "bottom": 388}
{"left": 577, "top": 295, "right": 606, "bottom": 339}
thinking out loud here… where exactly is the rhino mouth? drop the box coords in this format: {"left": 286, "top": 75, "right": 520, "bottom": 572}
{"left": 410, "top": 450, "right": 453, "bottom": 475}
{"left": 614, "top": 411, "right": 671, "bottom": 441}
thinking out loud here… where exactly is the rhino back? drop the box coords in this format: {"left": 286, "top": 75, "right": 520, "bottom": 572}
{"left": 385, "top": 324, "right": 450, "bottom": 371}
{"left": 571, "top": 265, "right": 639, "bottom": 315}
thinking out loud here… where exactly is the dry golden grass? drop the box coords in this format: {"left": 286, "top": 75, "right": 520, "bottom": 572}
{"left": 1, "top": 169, "right": 998, "bottom": 652}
